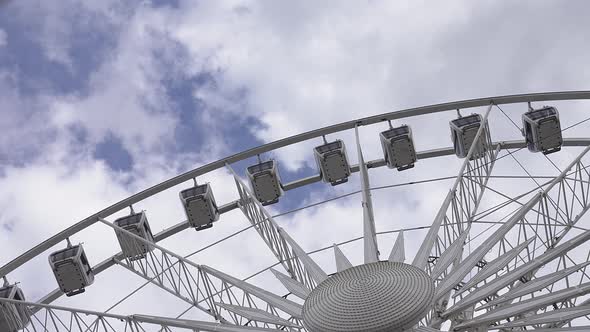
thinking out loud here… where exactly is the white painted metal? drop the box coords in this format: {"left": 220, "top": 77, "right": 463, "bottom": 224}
{"left": 4, "top": 91, "right": 590, "bottom": 278}
{"left": 454, "top": 282, "right": 590, "bottom": 330}
{"left": 270, "top": 269, "right": 310, "bottom": 300}
{"left": 0, "top": 297, "right": 279, "bottom": 332}
{"left": 355, "top": 126, "right": 379, "bottom": 264}
{"left": 495, "top": 305, "right": 590, "bottom": 328}
{"left": 434, "top": 194, "right": 541, "bottom": 301}
{"left": 388, "top": 231, "right": 405, "bottom": 263}
{"left": 32, "top": 138, "right": 590, "bottom": 312}
{"left": 413, "top": 104, "right": 496, "bottom": 271}
{"left": 215, "top": 303, "right": 300, "bottom": 328}
{"left": 444, "top": 228, "right": 590, "bottom": 318}
{"left": 333, "top": 244, "right": 353, "bottom": 272}
{"left": 101, "top": 218, "right": 304, "bottom": 327}
{"left": 431, "top": 225, "right": 470, "bottom": 279}
{"left": 452, "top": 237, "right": 534, "bottom": 297}
{"left": 3, "top": 93, "right": 590, "bottom": 331}
{"left": 228, "top": 162, "right": 324, "bottom": 289}
{"left": 277, "top": 227, "right": 328, "bottom": 285}
{"left": 479, "top": 261, "right": 590, "bottom": 309}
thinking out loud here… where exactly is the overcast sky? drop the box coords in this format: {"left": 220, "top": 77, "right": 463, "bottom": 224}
{"left": 1, "top": 0, "right": 590, "bottom": 326}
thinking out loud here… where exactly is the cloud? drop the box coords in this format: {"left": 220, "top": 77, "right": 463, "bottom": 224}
{"left": 0, "top": 1, "right": 263, "bottom": 316}
{"left": 8, "top": 0, "right": 132, "bottom": 68}
{"left": 164, "top": 0, "right": 590, "bottom": 170}
{"left": 1, "top": 0, "right": 590, "bottom": 327}
{"left": 48, "top": 11, "right": 179, "bottom": 160}
{"left": 0, "top": 28, "right": 6, "bottom": 47}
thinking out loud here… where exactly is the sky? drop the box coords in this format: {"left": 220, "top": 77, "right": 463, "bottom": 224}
{"left": 1, "top": 0, "right": 590, "bottom": 327}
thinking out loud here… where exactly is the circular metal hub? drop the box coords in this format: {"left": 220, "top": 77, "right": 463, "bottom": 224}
{"left": 303, "top": 261, "right": 434, "bottom": 332}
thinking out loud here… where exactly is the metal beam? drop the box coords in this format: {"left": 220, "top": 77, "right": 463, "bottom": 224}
{"left": 0, "top": 297, "right": 281, "bottom": 332}
{"left": 355, "top": 126, "right": 379, "bottom": 263}
{"left": 444, "top": 228, "right": 590, "bottom": 318}
{"left": 333, "top": 244, "right": 353, "bottom": 272}
{"left": 443, "top": 145, "right": 590, "bottom": 321}
{"left": 100, "top": 218, "right": 304, "bottom": 328}
{"left": 495, "top": 305, "right": 590, "bottom": 328}
{"left": 3, "top": 91, "right": 589, "bottom": 277}
{"left": 228, "top": 163, "right": 325, "bottom": 289}
{"left": 413, "top": 104, "right": 496, "bottom": 270}
{"left": 282, "top": 138, "right": 590, "bottom": 191}
{"left": 277, "top": 227, "right": 328, "bottom": 285}
{"left": 31, "top": 138, "right": 590, "bottom": 312}
{"left": 434, "top": 194, "right": 541, "bottom": 300}
{"left": 388, "top": 231, "right": 405, "bottom": 263}
{"left": 431, "top": 225, "right": 470, "bottom": 279}
{"left": 454, "top": 281, "right": 590, "bottom": 330}
{"left": 36, "top": 200, "right": 241, "bottom": 308}
{"left": 5, "top": 138, "right": 590, "bottom": 290}
{"left": 270, "top": 269, "right": 310, "bottom": 300}
{"left": 452, "top": 237, "right": 534, "bottom": 297}
{"left": 479, "top": 261, "right": 590, "bottom": 309}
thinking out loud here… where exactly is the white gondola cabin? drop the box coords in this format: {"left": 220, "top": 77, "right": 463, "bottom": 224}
{"left": 380, "top": 125, "right": 417, "bottom": 170}
{"left": 450, "top": 113, "right": 490, "bottom": 159}
{"left": 314, "top": 140, "right": 351, "bottom": 186}
{"left": 114, "top": 211, "right": 154, "bottom": 260}
{"left": 522, "top": 106, "right": 563, "bottom": 154}
{"left": 49, "top": 245, "right": 94, "bottom": 297}
{"left": 247, "top": 160, "right": 283, "bottom": 206}
{"left": 180, "top": 183, "right": 219, "bottom": 231}
{"left": 0, "top": 285, "right": 30, "bottom": 332}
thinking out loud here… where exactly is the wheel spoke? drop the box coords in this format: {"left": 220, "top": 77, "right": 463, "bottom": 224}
{"left": 354, "top": 125, "right": 379, "bottom": 264}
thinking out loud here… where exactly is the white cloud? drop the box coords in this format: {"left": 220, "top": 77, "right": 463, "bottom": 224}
{"left": 10, "top": 0, "right": 129, "bottom": 68}
{"left": 163, "top": 0, "right": 590, "bottom": 170}
{"left": 1, "top": 0, "right": 590, "bottom": 327}
{"left": 0, "top": 28, "right": 6, "bottom": 47}
{"left": 0, "top": 2, "right": 265, "bottom": 316}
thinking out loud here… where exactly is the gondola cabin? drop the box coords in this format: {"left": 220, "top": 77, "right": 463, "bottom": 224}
{"left": 0, "top": 285, "right": 30, "bottom": 332}
{"left": 450, "top": 113, "right": 489, "bottom": 159}
{"left": 314, "top": 140, "right": 351, "bottom": 186}
{"left": 380, "top": 125, "right": 417, "bottom": 170}
{"left": 179, "top": 183, "right": 219, "bottom": 231}
{"left": 246, "top": 160, "right": 283, "bottom": 205}
{"left": 48, "top": 245, "right": 94, "bottom": 297}
{"left": 522, "top": 106, "right": 563, "bottom": 154}
{"left": 113, "top": 211, "right": 154, "bottom": 260}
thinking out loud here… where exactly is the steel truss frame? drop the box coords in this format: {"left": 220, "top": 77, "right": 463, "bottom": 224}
{"left": 2, "top": 92, "right": 590, "bottom": 332}
{"left": 227, "top": 164, "right": 326, "bottom": 291}
{"left": 100, "top": 219, "right": 304, "bottom": 330}
{"left": 0, "top": 297, "right": 283, "bottom": 332}
{"left": 439, "top": 145, "right": 590, "bottom": 329}
{"left": 3, "top": 91, "right": 589, "bottom": 280}
{"left": 414, "top": 105, "right": 498, "bottom": 274}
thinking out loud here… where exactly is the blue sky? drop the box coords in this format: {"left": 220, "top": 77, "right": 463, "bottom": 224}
{"left": 1, "top": 0, "right": 590, "bottom": 321}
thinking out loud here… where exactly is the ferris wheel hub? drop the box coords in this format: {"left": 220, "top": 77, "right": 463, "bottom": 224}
{"left": 302, "top": 261, "right": 435, "bottom": 331}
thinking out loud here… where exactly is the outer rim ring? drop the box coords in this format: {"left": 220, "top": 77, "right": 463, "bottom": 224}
{"left": 3, "top": 91, "right": 590, "bottom": 307}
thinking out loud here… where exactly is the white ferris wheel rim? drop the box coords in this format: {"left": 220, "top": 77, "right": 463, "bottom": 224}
{"left": 2, "top": 90, "right": 590, "bottom": 331}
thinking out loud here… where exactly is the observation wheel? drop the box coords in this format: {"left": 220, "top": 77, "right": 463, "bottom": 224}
{"left": 2, "top": 91, "right": 590, "bottom": 331}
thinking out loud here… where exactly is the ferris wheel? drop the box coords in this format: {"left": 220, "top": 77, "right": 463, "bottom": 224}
{"left": 1, "top": 91, "right": 590, "bottom": 331}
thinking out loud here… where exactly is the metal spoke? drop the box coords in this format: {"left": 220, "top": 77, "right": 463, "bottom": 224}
{"left": 227, "top": 163, "right": 323, "bottom": 290}
{"left": 355, "top": 125, "right": 379, "bottom": 263}
{"left": 99, "top": 218, "right": 303, "bottom": 329}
